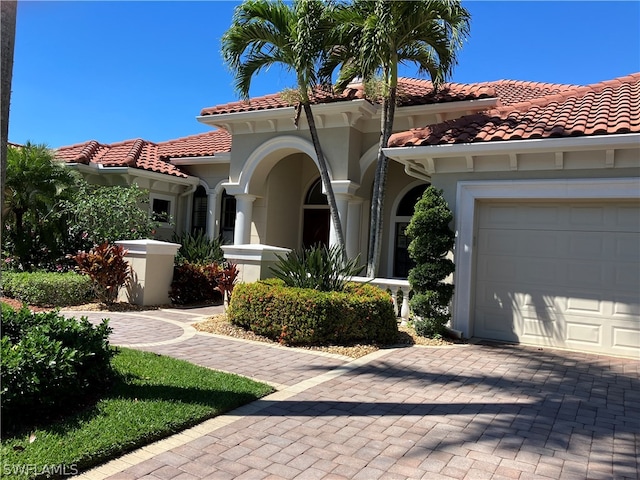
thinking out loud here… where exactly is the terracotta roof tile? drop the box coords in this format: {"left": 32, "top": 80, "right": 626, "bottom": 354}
{"left": 388, "top": 73, "right": 640, "bottom": 147}
{"left": 158, "top": 129, "right": 232, "bottom": 159}
{"left": 56, "top": 130, "right": 232, "bottom": 178}
{"left": 200, "top": 78, "right": 579, "bottom": 116}
{"left": 56, "top": 138, "right": 188, "bottom": 178}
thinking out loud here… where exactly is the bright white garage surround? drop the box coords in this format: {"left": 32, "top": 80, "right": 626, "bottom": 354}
{"left": 454, "top": 178, "right": 640, "bottom": 357}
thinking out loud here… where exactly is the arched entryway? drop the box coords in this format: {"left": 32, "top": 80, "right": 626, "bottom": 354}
{"left": 302, "top": 178, "right": 330, "bottom": 248}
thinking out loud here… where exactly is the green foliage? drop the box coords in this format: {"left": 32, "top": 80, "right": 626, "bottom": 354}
{"left": 406, "top": 186, "right": 455, "bottom": 337}
{"left": 72, "top": 242, "right": 131, "bottom": 305}
{"left": 1, "top": 271, "right": 93, "bottom": 307}
{"left": 270, "top": 244, "right": 364, "bottom": 292}
{"left": 169, "top": 262, "right": 221, "bottom": 305}
{"left": 173, "top": 231, "right": 225, "bottom": 265}
{"left": 2, "top": 142, "right": 79, "bottom": 271}
{"left": 228, "top": 280, "right": 397, "bottom": 346}
{"left": 169, "top": 261, "right": 239, "bottom": 306}
{"left": 1, "top": 304, "right": 114, "bottom": 434}
{"left": 62, "top": 183, "right": 161, "bottom": 248}
{"left": 0, "top": 348, "right": 273, "bottom": 479}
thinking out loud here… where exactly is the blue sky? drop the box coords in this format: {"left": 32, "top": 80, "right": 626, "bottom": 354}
{"left": 8, "top": 1, "right": 640, "bottom": 148}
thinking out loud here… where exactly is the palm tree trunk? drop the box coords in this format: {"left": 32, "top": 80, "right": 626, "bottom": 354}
{"left": 1, "top": 0, "right": 17, "bottom": 221}
{"left": 366, "top": 85, "right": 397, "bottom": 278}
{"left": 302, "top": 102, "right": 347, "bottom": 261}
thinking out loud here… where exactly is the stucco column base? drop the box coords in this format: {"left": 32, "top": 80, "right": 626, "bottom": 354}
{"left": 116, "top": 239, "right": 181, "bottom": 306}
{"left": 222, "top": 244, "right": 291, "bottom": 284}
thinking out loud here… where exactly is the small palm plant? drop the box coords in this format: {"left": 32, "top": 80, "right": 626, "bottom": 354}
{"left": 270, "top": 244, "right": 364, "bottom": 292}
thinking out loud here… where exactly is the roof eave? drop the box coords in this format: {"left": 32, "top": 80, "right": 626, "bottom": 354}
{"left": 169, "top": 153, "right": 231, "bottom": 166}
{"left": 384, "top": 133, "right": 640, "bottom": 161}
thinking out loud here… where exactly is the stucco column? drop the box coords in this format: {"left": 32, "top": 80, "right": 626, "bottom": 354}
{"left": 346, "top": 197, "right": 363, "bottom": 261}
{"left": 234, "top": 194, "right": 256, "bottom": 245}
{"left": 207, "top": 191, "right": 217, "bottom": 240}
{"left": 329, "top": 193, "right": 350, "bottom": 250}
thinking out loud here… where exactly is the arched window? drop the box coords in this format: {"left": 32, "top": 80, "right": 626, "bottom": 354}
{"left": 393, "top": 184, "right": 428, "bottom": 277}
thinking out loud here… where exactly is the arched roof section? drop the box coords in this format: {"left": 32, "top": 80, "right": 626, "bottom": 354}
{"left": 234, "top": 135, "right": 333, "bottom": 197}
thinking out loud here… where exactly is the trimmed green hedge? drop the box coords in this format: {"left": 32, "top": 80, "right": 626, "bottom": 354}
{"left": 1, "top": 303, "right": 114, "bottom": 434}
{"left": 2, "top": 271, "right": 93, "bottom": 307}
{"left": 228, "top": 280, "right": 398, "bottom": 346}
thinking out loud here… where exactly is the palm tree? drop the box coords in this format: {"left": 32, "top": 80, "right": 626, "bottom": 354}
{"left": 1, "top": 0, "right": 18, "bottom": 215}
{"left": 3, "top": 142, "right": 77, "bottom": 267}
{"left": 325, "top": 0, "right": 470, "bottom": 277}
{"left": 221, "top": 0, "right": 347, "bottom": 260}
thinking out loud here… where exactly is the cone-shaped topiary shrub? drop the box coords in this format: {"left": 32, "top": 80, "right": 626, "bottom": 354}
{"left": 405, "top": 186, "right": 455, "bottom": 338}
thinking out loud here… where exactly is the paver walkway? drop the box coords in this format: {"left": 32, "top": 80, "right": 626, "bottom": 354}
{"left": 67, "top": 307, "right": 639, "bottom": 480}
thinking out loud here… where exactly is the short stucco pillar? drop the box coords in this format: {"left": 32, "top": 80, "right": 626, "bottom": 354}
{"left": 115, "top": 239, "right": 181, "bottom": 306}
{"left": 222, "top": 244, "right": 291, "bottom": 283}
{"left": 234, "top": 194, "right": 256, "bottom": 245}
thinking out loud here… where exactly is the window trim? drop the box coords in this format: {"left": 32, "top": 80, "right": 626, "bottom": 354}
{"left": 149, "top": 192, "right": 175, "bottom": 227}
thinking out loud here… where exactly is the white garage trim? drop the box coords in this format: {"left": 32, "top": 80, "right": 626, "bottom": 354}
{"left": 453, "top": 177, "right": 640, "bottom": 338}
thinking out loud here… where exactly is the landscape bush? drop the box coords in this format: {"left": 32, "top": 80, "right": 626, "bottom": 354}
{"left": 1, "top": 271, "right": 93, "bottom": 307}
{"left": 72, "top": 242, "right": 131, "bottom": 305}
{"left": 0, "top": 303, "right": 114, "bottom": 433}
{"left": 228, "top": 279, "right": 397, "bottom": 346}
{"left": 169, "top": 261, "right": 238, "bottom": 305}
{"left": 169, "top": 262, "right": 221, "bottom": 305}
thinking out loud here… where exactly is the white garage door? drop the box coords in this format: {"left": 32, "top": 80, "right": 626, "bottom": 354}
{"left": 474, "top": 200, "right": 640, "bottom": 357}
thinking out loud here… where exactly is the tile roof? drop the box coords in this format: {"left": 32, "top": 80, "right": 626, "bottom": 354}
{"left": 157, "top": 129, "right": 232, "bottom": 159}
{"left": 199, "top": 78, "right": 579, "bottom": 116}
{"left": 388, "top": 73, "right": 640, "bottom": 147}
{"left": 56, "top": 130, "right": 232, "bottom": 178}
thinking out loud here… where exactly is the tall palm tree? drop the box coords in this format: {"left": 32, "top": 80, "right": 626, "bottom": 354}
{"left": 1, "top": 0, "right": 18, "bottom": 216}
{"left": 221, "top": 0, "right": 347, "bottom": 260}
{"left": 325, "top": 0, "right": 470, "bottom": 277}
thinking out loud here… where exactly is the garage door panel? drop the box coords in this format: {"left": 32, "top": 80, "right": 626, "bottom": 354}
{"left": 475, "top": 310, "right": 519, "bottom": 342}
{"left": 474, "top": 200, "right": 640, "bottom": 357}
{"left": 565, "top": 320, "right": 602, "bottom": 346}
{"left": 612, "top": 325, "right": 640, "bottom": 352}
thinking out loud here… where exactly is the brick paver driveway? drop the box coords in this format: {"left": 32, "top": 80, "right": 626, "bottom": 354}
{"left": 74, "top": 308, "right": 639, "bottom": 480}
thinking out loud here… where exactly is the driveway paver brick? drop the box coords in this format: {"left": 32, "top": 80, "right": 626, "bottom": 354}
{"left": 71, "top": 307, "right": 639, "bottom": 480}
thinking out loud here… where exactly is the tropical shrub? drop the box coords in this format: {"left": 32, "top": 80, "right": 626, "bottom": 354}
{"left": 1, "top": 303, "right": 114, "bottom": 433}
{"left": 168, "top": 262, "right": 221, "bottom": 305}
{"left": 2, "top": 143, "right": 78, "bottom": 271}
{"left": 72, "top": 242, "right": 131, "bottom": 305}
{"left": 228, "top": 280, "right": 397, "bottom": 346}
{"left": 173, "top": 231, "right": 225, "bottom": 265}
{"left": 61, "top": 183, "right": 162, "bottom": 250}
{"left": 270, "top": 244, "right": 364, "bottom": 292}
{"left": 405, "top": 186, "right": 455, "bottom": 338}
{"left": 1, "top": 271, "right": 93, "bottom": 307}
{"left": 216, "top": 262, "right": 239, "bottom": 306}
{"left": 169, "top": 261, "right": 238, "bottom": 306}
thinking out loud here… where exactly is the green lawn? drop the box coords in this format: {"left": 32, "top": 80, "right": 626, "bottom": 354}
{"left": 1, "top": 347, "right": 274, "bottom": 479}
